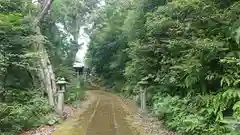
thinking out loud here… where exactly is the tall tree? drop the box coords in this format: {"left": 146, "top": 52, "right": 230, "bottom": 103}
{"left": 31, "top": 0, "right": 56, "bottom": 106}
{"left": 51, "top": 0, "right": 100, "bottom": 59}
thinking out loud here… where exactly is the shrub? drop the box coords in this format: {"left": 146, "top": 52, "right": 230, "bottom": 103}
{"left": 152, "top": 90, "right": 240, "bottom": 135}
{"left": 64, "top": 78, "right": 86, "bottom": 108}
{"left": 0, "top": 90, "right": 52, "bottom": 134}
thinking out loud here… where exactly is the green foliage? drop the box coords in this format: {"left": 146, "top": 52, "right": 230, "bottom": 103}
{"left": 86, "top": 0, "right": 240, "bottom": 134}
{"left": 0, "top": 1, "right": 54, "bottom": 134}
{"left": 0, "top": 90, "right": 52, "bottom": 134}
{"left": 0, "top": 0, "right": 92, "bottom": 134}
{"left": 65, "top": 78, "right": 86, "bottom": 108}
{"left": 86, "top": 1, "right": 129, "bottom": 90}
{"left": 152, "top": 89, "right": 240, "bottom": 135}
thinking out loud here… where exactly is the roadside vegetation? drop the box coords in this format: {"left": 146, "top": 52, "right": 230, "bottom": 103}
{"left": 86, "top": 0, "right": 240, "bottom": 134}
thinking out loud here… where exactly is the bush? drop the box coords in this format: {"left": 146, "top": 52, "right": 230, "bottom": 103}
{"left": 152, "top": 90, "right": 240, "bottom": 135}
{"left": 0, "top": 90, "right": 52, "bottom": 134}
{"left": 64, "top": 78, "right": 86, "bottom": 108}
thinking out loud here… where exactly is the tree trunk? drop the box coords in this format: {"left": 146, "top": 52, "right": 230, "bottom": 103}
{"left": 38, "top": 36, "right": 56, "bottom": 106}
{"left": 32, "top": 0, "right": 57, "bottom": 107}
{"left": 32, "top": 27, "right": 56, "bottom": 106}
{"left": 34, "top": 0, "right": 54, "bottom": 25}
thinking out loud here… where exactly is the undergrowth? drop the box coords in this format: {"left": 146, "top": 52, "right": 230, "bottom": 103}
{"left": 0, "top": 89, "right": 52, "bottom": 135}
{"left": 152, "top": 89, "right": 240, "bottom": 135}
{"left": 65, "top": 78, "right": 86, "bottom": 108}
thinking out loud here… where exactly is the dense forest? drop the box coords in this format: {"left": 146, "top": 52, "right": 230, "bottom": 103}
{"left": 0, "top": 0, "right": 99, "bottom": 134}
{"left": 86, "top": 0, "right": 240, "bottom": 134}
{"left": 2, "top": 0, "right": 240, "bottom": 135}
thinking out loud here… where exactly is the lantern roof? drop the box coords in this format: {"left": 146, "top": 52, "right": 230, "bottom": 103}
{"left": 73, "top": 61, "right": 84, "bottom": 68}
{"left": 56, "top": 77, "right": 68, "bottom": 85}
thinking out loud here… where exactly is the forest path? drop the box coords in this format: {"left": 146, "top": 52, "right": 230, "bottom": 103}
{"left": 52, "top": 90, "right": 141, "bottom": 135}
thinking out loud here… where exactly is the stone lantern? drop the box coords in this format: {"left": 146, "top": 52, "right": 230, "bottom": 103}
{"left": 138, "top": 74, "right": 155, "bottom": 112}
{"left": 138, "top": 79, "right": 148, "bottom": 112}
{"left": 56, "top": 77, "right": 68, "bottom": 116}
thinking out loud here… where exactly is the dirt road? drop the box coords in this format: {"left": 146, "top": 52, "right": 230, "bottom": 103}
{"left": 53, "top": 90, "right": 140, "bottom": 135}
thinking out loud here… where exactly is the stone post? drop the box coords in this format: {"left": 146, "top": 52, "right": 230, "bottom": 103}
{"left": 76, "top": 72, "right": 80, "bottom": 88}
{"left": 56, "top": 78, "right": 67, "bottom": 116}
{"left": 57, "top": 90, "right": 64, "bottom": 116}
{"left": 138, "top": 80, "right": 147, "bottom": 112}
{"left": 140, "top": 87, "right": 146, "bottom": 111}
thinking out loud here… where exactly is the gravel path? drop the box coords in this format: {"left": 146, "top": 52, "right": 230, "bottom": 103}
{"left": 21, "top": 90, "right": 179, "bottom": 135}
{"left": 53, "top": 90, "right": 137, "bottom": 135}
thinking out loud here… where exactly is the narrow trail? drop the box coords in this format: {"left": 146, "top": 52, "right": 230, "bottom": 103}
{"left": 53, "top": 90, "right": 139, "bottom": 135}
